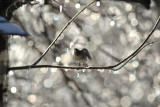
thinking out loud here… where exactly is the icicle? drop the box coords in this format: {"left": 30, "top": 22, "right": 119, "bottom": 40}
{"left": 96, "top": 1, "right": 100, "bottom": 7}
{"left": 77, "top": 71, "right": 80, "bottom": 78}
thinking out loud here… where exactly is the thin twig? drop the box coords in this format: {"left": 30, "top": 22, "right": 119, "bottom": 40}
{"left": 31, "top": 0, "right": 97, "bottom": 66}
{"left": 112, "top": 39, "right": 160, "bottom": 71}
{"left": 111, "top": 15, "right": 160, "bottom": 68}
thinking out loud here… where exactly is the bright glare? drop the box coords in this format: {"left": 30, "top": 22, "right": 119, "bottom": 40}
{"left": 110, "top": 21, "right": 115, "bottom": 26}
{"left": 8, "top": 71, "right": 14, "bottom": 76}
{"left": 51, "top": 68, "right": 57, "bottom": 72}
{"left": 75, "top": 3, "right": 80, "bottom": 9}
{"left": 56, "top": 57, "right": 61, "bottom": 62}
{"left": 60, "top": 5, "right": 62, "bottom": 12}
{"left": 96, "top": 1, "right": 101, "bottom": 7}
{"left": 11, "top": 87, "right": 17, "bottom": 93}
{"left": 125, "top": 3, "right": 132, "bottom": 11}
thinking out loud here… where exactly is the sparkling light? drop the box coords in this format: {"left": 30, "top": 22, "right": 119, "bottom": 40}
{"left": 40, "top": 67, "right": 48, "bottom": 73}
{"left": 65, "top": 69, "right": 68, "bottom": 72}
{"left": 56, "top": 57, "right": 61, "bottom": 62}
{"left": 125, "top": 3, "right": 132, "bottom": 11}
{"left": 75, "top": 3, "right": 80, "bottom": 9}
{"left": 110, "top": 21, "right": 115, "bottom": 26}
{"left": 69, "top": 42, "right": 74, "bottom": 48}
{"left": 77, "top": 72, "right": 80, "bottom": 78}
{"left": 96, "top": 1, "right": 101, "bottom": 7}
{"left": 11, "top": 87, "right": 17, "bottom": 93}
{"left": 129, "top": 74, "right": 136, "bottom": 82}
{"left": 113, "top": 70, "right": 120, "bottom": 74}
{"left": 8, "top": 71, "right": 14, "bottom": 76}
{"left": 132, "top": 60, "right": 139, "bottom": 68}
{"left": 51, "top": 68, "right": 57, "bottom": 72}
{"left": 59, "top": 5, "right": 62, "bottom": 12}
{"left": 99, "top": 69, "right": 104, "bottom": 73}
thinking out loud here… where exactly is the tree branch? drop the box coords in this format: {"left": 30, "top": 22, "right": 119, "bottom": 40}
{"left": 8, "top": 38, "right": 160, "bottom": 71}
{"left": 31, "top": 0, "right": 97, "bottom": 66}
{"left": 111, "top": 15, "right": 160, "bottom": 68}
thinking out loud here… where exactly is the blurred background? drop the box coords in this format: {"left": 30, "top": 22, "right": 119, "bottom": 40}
{"left": 7, "top": 0, "right": 160, "bottom": 107}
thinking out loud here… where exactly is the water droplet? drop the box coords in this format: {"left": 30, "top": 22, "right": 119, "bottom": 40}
{"left": 99, "top": 69, "right": 104, "bottom": 73}
{"left": 51, "top": 68, "right": 57, "bottom": 72}
{"left": 96, "top": 1, "right": 101, "bottom": 7}
{"left": 56, "top": 57, "right": 61, "bottom": 62}
{"left": 75, "top": 3, "right": 80, "bottom": 9}
{"left": 77, "top": 72, "right": 80, "bottom": 78}
{"left": 8, "top": 70, "right": 14, "bottom": 76}
{"left": 46, "top": 67, "right": 48, "bottom": 71}
{"left": 83, "top": 69, "right": 85, "bottom": 72}
{"left": 65, "top": 69, "right": 68, "bottom": 72}
{"left": 11, "top": 87, "right": 17, "bottom": 93}
{"left": 113, "top": 70, "right": 120, "bottom": 74}
{"left": 26, "top": 69, "right": 29, "bottom": 79}
{"left": 60, "top": 5, "right": 62, "bottom": 12}
{"left": 110, "top": 21, "right": 115, "bottom": 26}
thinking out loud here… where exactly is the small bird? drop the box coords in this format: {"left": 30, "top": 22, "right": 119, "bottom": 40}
{"left": 74, "top": 48, "right": 91, "bottom": 67}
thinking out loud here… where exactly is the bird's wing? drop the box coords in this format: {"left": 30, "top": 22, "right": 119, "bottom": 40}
{"left": 83, "top": 48, "right": 91, "bottom": 60}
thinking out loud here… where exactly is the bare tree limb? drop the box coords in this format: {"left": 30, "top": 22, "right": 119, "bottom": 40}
{"left": 9, "top": 38, "right": 160, "bottom": 71}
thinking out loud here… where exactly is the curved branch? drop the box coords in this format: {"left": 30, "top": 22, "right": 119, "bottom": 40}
{"left": 31, "top": 0, "right": 97, "bottom": 66}
{"left": 112, "top": 39, "right": 160, "bottom": 71}
{"left": 8, "top": 38, "right": 160, "bottom": 71}
{"left": 111, "top": 15, "right": 160, "bottom": 68}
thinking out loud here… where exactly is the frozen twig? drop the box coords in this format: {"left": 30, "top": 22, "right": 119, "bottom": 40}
{"left": 8, "top": 37, "right": 160, "bottom": 71}
{"left": 111, "top": 15, "right": 160, "bottom": 69}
